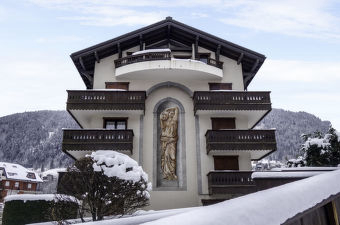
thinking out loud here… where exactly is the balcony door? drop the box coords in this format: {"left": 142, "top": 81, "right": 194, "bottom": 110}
{"left": 214, "top": 156, "right": 239, "bottom": 170}
{"left": 211, "top": 118, "right": 236, "bottom": 130}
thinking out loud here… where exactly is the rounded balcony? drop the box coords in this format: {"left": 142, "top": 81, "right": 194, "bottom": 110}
{"left": 114, "top": 51, "right": 223, "bottom": 80}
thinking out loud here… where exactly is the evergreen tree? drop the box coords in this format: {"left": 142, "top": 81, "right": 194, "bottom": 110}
{"left": 301, "top": 126, "right": 340, "bottom": 166}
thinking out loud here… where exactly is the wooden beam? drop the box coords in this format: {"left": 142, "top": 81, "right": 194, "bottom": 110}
{"left": 80, "top": 70, "right": 93, "bottom": 83}
{"left": 94, "top": 51, "right": 100, "bottom": 63}
{"left": 195, "top": 36, "right": 199, "bottom": 59}
{"left": 237, "top": 53, "right": 244, "bottom": 65}
{"left": 215, "top": 45, "right": 221, "bottom": 62}
{"left": 117, "top": 43, "right": 122, "bottom": 58}
{"left": 79, "top": 57, "right": 86, "bottom": 71}
{"left": 167, "top": 25, "right": 171, "bottom": 48}
{"left": 139, "top": 34, "right": 143, "bottom": 50}
{"left": 243, "top": 73, "right": 254, "bottom": 84}
{"left": 250, "top": 59, "right": 259, "bottom": 73}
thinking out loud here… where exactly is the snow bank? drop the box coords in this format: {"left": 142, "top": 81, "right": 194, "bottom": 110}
{"left": 142, "top": 170, "right": 340, "bottom": 225}
{"left": 252, "top": 171, "right": 324, "bottom": 179}
{"left": 4, "top": 194, "right": 79, "bottom": 204}
{"left": 132, "top": 49, "right": 170, "bottom": 56}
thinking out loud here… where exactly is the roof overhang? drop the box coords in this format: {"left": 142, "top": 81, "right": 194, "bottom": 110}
{"left": 70, "top": 17, "right": 266, "bottom": 89}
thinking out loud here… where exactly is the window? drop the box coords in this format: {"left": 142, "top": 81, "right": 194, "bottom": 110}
{"left": 14, "top": 182, "right": 19, "bottom": 188}
{"left": 211, "top": 118, "right": 236, "bottom": 130}
{"left": 197, "top": 53, "right": 210, "bottom": 64}
{"left": 28, "top": 183, "right": 32, "bottom": 189}
{"left": 214, "top": 156, "right": 239, "bottom": 170}
{"left": 209, "top": 83, "right": 232, "bottom": 91}
{"left": 103, "top": 118, "right": 127, "bottom": 130}
{"left": 26, "top": 172, "right": 36, "bottom": 179}
{"left": 5, "top": 181, "right": 10, "bottom": 187}
{"left": 105, "top": 82, "right": 129, "bottom": 90}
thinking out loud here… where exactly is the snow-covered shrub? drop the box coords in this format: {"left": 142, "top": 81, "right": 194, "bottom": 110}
{"left": 2, "top": 194, "right": 78, "bottom": 225}
{"left": 58, "top": 150, "right": 151, "bottom": 221}
{"left": 301, "top": 126, "right": 340, "bottom": 166}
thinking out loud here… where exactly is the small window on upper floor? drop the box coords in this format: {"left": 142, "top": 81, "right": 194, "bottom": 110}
{"left": 209, "top": 83, "right": 232, "bottom": 91}
{"left": 14, "top": 182, "right": 19, "bottom": 188}
{"left": 105, "top": 82, "right": 129, "bottom": 91}
{"left": 28, "top": 183, "right": 32, "bottom": 189}
{"left": 5, "top": 181, "right": 10, "bottom": 187}
{"left": 104, "top": 118, "right": 127, "bottom": 130}
{"left": 26, "top": 172, "right": 36, "bottom": 179}
{"left": 197, "top": 53, "right": 210, "bottom": 64}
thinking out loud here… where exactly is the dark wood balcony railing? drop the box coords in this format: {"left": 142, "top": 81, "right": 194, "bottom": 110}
{"left": 67, "top": 90, "right": 146, "bottom": 111}
{"left": 207, "top": 171, "right": 256, "bottom": 195}
{"left": 62, "top": 129, "right": 134, "bottom": 153}
{"left": 114, "top": 52, "right": 223, "bottom": 69}
{"left": 193, "top": 91, "right": 271, "bottom": 113}
{"left": 115, "top": 52, "right": 171, "bottom": 68}
{"left": 206, "top": 129, "right": 276, "bottom": 153}
{"left": 206, "top": 58, "right": 223, "bottom": 69}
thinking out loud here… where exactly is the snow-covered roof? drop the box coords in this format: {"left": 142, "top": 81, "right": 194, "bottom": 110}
{"left": 271, "top": 167, "right": 339, "bottom": 171}
{"left": 4, "top": 194, "right": 79, "bottom": 204}
{"left": 41, "top": 168, "right": 66, "bottom": 179}
{"left": 142, "top": 170, "right": 340, "bottom": 225}
{"left": 0, "top": 162, "right": 43, "bottom": 183}
{"left": 252, "top": 171, "right": 324, "bottom": 179}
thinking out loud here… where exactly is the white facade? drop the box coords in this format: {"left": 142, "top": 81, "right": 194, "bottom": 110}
{"left": 63, "top": 18, "right": 276, "bottom": 210}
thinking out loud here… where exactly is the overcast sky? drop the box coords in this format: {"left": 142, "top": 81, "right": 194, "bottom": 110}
{"left": 1, "top": 0, "right": 340, "bottom": 129}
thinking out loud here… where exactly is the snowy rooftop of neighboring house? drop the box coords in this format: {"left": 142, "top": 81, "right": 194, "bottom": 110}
{"left": 41, "top": 168, "right": 66, "bottom": 179}
{"left": 271, "top": 166, "right": 340, "bottom": 171}
{"left": 0, "top": 162, "right": 43, "bottom": 183}
{"left": 252, "top": 171, "right": 325, "bottom": 179}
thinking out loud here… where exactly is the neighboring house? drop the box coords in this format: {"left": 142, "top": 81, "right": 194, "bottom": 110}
{"left": 61, "top": 17, "right": 277, "bottom": 209}
{"left": 0, "top": 162, "right": 43, "bottom": 202}
{"left": 40, "top": 168, "right": 66, "bottom": 194}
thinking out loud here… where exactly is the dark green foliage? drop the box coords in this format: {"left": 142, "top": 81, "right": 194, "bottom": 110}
{"left": 58, "top": 157, "right": 150, "bottom": 221}
{"left": 0, "top": 110, "right": 78, "bottom": 169}
{"left": 258, "top": 109, "right": 331, "bottom": 161}
{"left": 2, "top": 199, "right": 78, "bottom": 225}
{"left": 302, "top": 127, "right": 340, "bottom": 166}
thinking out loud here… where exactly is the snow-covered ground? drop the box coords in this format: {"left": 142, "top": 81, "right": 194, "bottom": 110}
{"left": 29, "top": 169, "right": 340, "bottom": 225}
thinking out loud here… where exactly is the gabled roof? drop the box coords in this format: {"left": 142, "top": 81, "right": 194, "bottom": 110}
{"left": 71, "top": 17, "right": 266, "bottom": 89}
{"left": 0, "top": 162, "right": 43, "bottom": 183}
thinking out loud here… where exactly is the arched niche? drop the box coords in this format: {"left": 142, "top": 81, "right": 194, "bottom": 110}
{"left": 152, "top": 97, "right": 187, "bottom": 190}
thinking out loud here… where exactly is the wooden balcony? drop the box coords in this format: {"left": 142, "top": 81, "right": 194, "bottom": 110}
{"left": 66, "top": 90, "right": 146, "bottom": 111}
{"left": 207, "top": 171, "right": 256, "bottom": 195}
{"left": 193, "top": 91, "right": 271, "bottom": 113}
{"left": 62, "top": 129, "right": 134, "bottom": 154}
{"left": 114, "top": 52, "right": 223, "bottom": 69}
{"left": 206, "top": 129, "right": 276, "bottom": 155}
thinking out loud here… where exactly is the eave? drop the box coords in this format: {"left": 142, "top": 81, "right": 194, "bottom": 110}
{"left": 70, "top": 17, "right": 266, "bottom": 89}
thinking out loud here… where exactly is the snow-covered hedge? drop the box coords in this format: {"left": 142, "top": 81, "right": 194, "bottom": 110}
{"left": 2, "top": 194, "right": 78, "bottom": 225}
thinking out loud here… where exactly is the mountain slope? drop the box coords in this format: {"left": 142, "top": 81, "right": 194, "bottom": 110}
{"left": 0, "top": 110, "right": 78, "bottom": 169}
{"left": 0, "top": 109, "right": 332, "bottom": 168}
{"left": 257, "top": 108, "right": 331, "bottom": 160}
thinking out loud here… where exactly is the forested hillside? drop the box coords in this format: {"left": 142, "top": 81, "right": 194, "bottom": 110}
{"left": 0, "top": 111, "right": 78, "bottom": 170}
{"left": 0, "top": 109, "right": 332, "bottom": 169}
{"left": 257, "top": 108, "right": 331, "bottom": 161}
